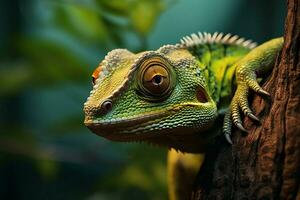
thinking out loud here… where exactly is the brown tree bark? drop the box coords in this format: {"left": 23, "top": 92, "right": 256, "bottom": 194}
{"left": 192, "top": 0, "right": 300, "bottom": 199}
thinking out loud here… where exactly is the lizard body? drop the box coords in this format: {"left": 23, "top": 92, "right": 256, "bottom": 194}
{"left": 83, "top": 32, "right": 283, "bottom": 200}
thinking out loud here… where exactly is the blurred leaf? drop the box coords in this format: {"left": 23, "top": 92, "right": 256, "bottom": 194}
{"left": 0, "top": 126, "right": 47, "bottom": 161}
{"left": 129, "top": 0, "right": 165, "bottom": 35}
{"left": 121, "top": 165, "right": 152, "bottom": 189}
{"left": 19, "top": 38, "right": 90, "bottom": 84}
{"left": 35, "top": 159, "right": 59, "bottom": 180}
{"left": 53, "top": 3, "right": 108, "bottom": 42}
{"left": 99, "top": 145, "right": 167, "bottom": 198}
{"left": 48, "top": 115, "right": 85, "bottom": 134}
{"left": 0, "top": 126, "right": 39, "bottom": 157}
{"left": 96, "top": 0, "right": 130, "bottom": 16}
{"left": 0, "top": 63, "right": 32, "bottom": 96}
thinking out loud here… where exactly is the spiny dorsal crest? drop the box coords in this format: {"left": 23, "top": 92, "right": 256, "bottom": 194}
{"left": 179, "top": 32, "right": 257, "bottom": 49}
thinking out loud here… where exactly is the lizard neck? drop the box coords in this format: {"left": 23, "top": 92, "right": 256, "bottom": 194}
{"left": 186, "top": 43, "right": 251, "bottom": 111}
{"left": 146, "top": 115, "right": 224, "bottom": 153}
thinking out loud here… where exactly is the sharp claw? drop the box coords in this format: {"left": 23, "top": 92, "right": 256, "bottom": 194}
{"left": 248, "top": 113, "right": 260, "bottom": 122}
{"left": 258, "top": 88, "right": 270, "bottom": 96}
{"left": 225, "top": 133, "right": 233, "bottom": 144}
{"left": 236, "top": 123, "right": 248, "bottom": 132}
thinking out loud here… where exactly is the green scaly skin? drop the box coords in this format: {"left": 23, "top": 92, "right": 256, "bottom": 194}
{"left": 83, "top": 32, "right": 283, "bottom": 200}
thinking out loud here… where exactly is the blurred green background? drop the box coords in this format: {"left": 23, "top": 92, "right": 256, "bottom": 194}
{"left": 0, "top": 0, "right": 285, "bottom": 199}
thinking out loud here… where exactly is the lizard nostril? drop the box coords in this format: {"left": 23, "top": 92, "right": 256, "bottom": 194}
{"left": 101, "top": 100, "right": 113, "bottom": 113}
{"left": 84, "top": 105, "right": 98, "bottom": 117}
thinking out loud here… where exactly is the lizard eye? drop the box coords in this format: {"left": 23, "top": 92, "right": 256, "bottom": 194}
{"left": 142, "top": 65, "right": 170, "bottom": 95}
{"left": 137, "top": 56, "right": 175, "bottom": 100}
{"left": 92, "top": 64, "right": 103, "bottom": 85}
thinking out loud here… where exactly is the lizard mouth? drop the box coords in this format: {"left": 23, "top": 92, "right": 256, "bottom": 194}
{"left": 85, "top": 109, "right": 169, "bottom": 142}
{"left": 84, "top": 110, "right": 168, "bottom": 132}
{"left": 84, "top": 102, "right": 213, "bottom": 142}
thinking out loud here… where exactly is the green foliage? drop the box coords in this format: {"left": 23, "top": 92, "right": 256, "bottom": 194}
{"left": 19, "top": 38, "right": 90, "bottom": 83}
{"left": 0, "top": 0, "right": 174, "bottom": 95}
{"left": 130, "top": 0, "right": 165, "bottom": 35}
{"left": 95, "top": 0, "right": 167, "bottom": 36}
{"left": 99, "top": 145, "right": 168, "bottom": 199}
{"left": 53, "top": 2, "right": 109, "bottom": 42}
{"left": 0, "top": 63, "right": 32, "bottom": 96}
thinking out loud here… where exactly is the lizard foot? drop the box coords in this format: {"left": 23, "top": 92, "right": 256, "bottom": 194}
{"left": 222, "top": 69, "right": 270, "bottom": 144}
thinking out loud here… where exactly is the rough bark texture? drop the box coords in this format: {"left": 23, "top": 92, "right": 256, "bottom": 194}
{"left": 192, "top": 0, "right": 300, "bottom": 199}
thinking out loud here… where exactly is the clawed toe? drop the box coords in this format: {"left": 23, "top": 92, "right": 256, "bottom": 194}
{"left": 223, "top": 83, "right": 268, "bottom": 144}
{"left": 225, "top": 133, "right": 233, "bottom": 144}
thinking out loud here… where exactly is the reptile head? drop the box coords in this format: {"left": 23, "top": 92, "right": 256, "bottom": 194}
{"left": 84, "top": 45, "right": 218, "bottom": 152}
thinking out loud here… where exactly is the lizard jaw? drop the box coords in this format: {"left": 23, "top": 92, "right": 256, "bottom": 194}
{"left": 84, "top": 110, "right": 168, "bottom": 141}
{"left": 84, "top": 102, "right": 217, "bottom": 144}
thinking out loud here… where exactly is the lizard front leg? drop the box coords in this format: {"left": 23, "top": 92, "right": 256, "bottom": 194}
{"left": 223, "top": 37, "right": 284, "bottom": 143}
{"left": 167, "top": 149, "right": 204, "bottom": 200}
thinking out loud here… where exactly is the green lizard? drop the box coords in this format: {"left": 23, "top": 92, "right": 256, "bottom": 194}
{"left": 83, "top": 32, "right": 283, "bottom": 200}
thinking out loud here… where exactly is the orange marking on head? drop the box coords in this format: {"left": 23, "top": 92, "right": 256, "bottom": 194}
{"left": 92, "top": 64, "right": 103, "bottom": 85}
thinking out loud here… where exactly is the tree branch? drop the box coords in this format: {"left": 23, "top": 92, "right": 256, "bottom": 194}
{"left": 192, "top": 0, "right": 300, "bottom": 199}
